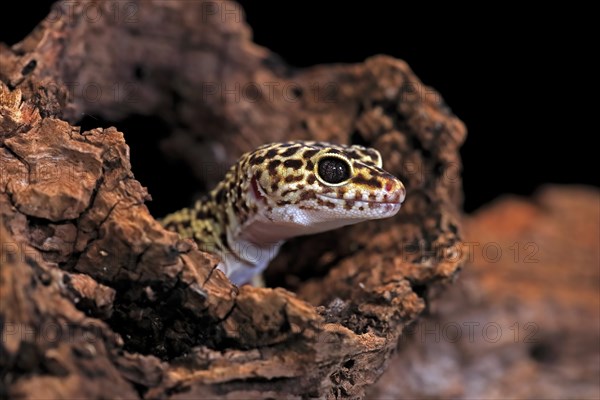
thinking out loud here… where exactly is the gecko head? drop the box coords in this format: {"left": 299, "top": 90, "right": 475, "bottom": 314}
{"left": 246, "top": 141, "right": 406, "bottom": 234}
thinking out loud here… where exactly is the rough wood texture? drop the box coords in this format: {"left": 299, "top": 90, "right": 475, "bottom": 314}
{"left": 1, "top": 1, "right": 465, "bottom": 398}
{"left": 369, "top": 186, "right": 600, "bottom": 399}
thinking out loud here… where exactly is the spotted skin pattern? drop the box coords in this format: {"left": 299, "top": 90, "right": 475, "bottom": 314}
{"left": 162, "top": 141, "right": 406, "bottom": 285}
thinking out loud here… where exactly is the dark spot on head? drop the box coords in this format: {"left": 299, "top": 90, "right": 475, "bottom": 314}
{"left": 347, "top": 150, "right": 362, "bottom": 160}
{"left": 283, "top": 159, "right": 303, "bottom": 169}
{"left": 250, "top": 155, "right": 266, "bottom": 165}
{"left": 344, "top": 200, "right": 355, "bottom": 210}
{"left": 281, "top": 146, "right": 300, "bottom": 157}
{"left": 271, "top": 182, "right": 279, "bottom": 192}
{"left": 268, "top": 159, "right": 281, "bottom": 176}
{"left": 297, "top": 184, "right": 305, "bottom": 190}
{"left": 303, "top": 149, "right": 319, "bottom": 159}
{"left": 284, "top": 175, "right": 304, "bottom": 183}
{"left": 299, "top": 191, "right": 315, "bottom": 201}
{"left": 307, "top": 174, "right": 316, "bottom": 184}
{"left": 266, "top": 148, "right": 278, "bottom": 158}
{"left": 354, "top": 173, "right": 383, "bottom": 189}
{"left": 306, "top": 160, "right": 315, "bottom": 170}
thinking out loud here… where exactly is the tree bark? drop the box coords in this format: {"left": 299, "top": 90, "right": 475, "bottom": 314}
{"left": 369, "top": 186, "right": 600, "bottom": 399}
{"left": 0, "top": 1, "right": 465, "bottom": 398}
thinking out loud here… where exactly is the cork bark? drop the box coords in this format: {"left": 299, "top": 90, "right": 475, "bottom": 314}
{"left": 0, "top": 1, "right": 465, "bottom": 398}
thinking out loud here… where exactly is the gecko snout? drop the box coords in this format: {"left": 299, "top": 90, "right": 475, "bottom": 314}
{"left": 383, "top": 175, "right": 406, "bottom": 204}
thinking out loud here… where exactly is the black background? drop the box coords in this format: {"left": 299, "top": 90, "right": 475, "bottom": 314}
{"left": 1, "top": 2, "right": 594, "bottom": 213}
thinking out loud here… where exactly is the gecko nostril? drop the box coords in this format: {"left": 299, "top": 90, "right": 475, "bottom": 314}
{"left": 385, "top": 181, "right": 394, "bottom": 192}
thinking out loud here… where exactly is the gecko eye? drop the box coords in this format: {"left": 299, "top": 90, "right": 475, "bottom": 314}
{"left": 317, "top": 157, "right": 351, "bottom": 184}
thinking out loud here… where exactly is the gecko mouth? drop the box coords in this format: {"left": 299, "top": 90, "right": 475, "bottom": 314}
{"left": 316, "top": 193, "right": 403, "bottom": 206}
